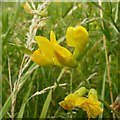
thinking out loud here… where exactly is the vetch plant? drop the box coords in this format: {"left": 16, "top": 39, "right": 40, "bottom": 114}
{"left": 2, "top": 1, "right": 120, "bottom": 119}
{"left": 59, "top": 87, "right": 103, "bottom": 118}
{"left": 31, "top": 31, "right": 76, "bottom": 67}
{"left": 31, "top": 26, "right": 88, "bottom": 67}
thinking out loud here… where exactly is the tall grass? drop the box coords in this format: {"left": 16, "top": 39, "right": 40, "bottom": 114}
{"left": 1, "top": 1, "right": 120, "bottom": 119}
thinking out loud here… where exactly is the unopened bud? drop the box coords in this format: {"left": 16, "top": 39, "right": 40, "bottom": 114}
{"left": 23, "top": 2, "right": 33, "bottom": 14}
{"left": 74, "top": 87, "right": 87, "bottom": 97}
{"left": 88, "top": 88, "right": 98, "bottom": 100}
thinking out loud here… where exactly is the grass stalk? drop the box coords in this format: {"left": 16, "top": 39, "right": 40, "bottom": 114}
{"left": 98, "top": 0, "right": 114, "bottom": 118}
{"left": 99, "top": 68, "right": 106, "bottom": 118}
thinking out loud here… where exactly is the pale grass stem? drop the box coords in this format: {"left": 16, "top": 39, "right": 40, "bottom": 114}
{"left": 30, "top": 83, "right": 67, "bottom": 100}
{"left": 9, "top": 1, "right": 49, "bottom": 119}
{"left": 8, "top": 57, "right": 12, "bottom": 94}
{"left": 98, "top": 0, "right": 114, "bottom": 118}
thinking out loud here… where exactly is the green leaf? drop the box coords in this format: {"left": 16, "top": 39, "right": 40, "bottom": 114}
{"left": 40, "top": 90, "right": 52, "bottom": 118}
{"left": 17, "top": 79, "right": 34, "bottom": 118}
{"left": 99, "top": 68, "right": 106, "bottom": 118}
{"left": 101, "top": 20, "right": 111, "bottom": 41}
{"left": 0, "top": 95, "right": 12, "bottom": 119}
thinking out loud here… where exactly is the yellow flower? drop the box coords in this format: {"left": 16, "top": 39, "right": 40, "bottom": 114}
{"left": 59, "top": 93, "right": 78, "bottom": 110}
{"left": 59, "top": 87, "right": 87, "bottom": 110}
{"left": 66, "top": 26, "right": 88, "bottom": 57}
{"left": 76, "top": 89, "right": 103, "bottom": 118}
{"left": 59, "top": 87, "right": 103, "bottom": 118}
{"left": 31, "top": 31, "right": 76, "bottom": 67}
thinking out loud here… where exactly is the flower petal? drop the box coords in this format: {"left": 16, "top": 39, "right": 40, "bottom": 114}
{"left": 50, "top": 31, "right": 76, "bottom": 67}
{"left": 59, "top": 94, "right": 78, "bottom": 110}
{"left": 50, "top": 31, "right": 57, "bottom": 45}
{"left": 54, "top": 45, "right": 76, "bottom": 66}
{"left": 76, "top": 97, "right": 103, "bottom": 118}
{"left": 59, "top": 100, "right": 75, "bottom": 110}
{"left": 76, "top": 97, "right": 88, "bottom": 107}
{"left": 35, "top": 36, "right": 54, "bottom": 60}
{"left": 81, "top": 100, "right": 103, "bottom": 118}
{"left": 64, "top": 93, "right": 78, "bottom": 101}
{"left": 31, "top": 49, "right": 54, "bottom": 66}
{"left": 66, "top": 26, "right": 88, "bottom": 51}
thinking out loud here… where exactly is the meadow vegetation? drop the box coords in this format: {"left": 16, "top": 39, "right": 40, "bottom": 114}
{"left": 1, "top": 1, "right": 120, "bottom": 119}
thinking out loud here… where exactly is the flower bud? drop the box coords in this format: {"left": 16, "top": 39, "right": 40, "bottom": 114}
{"left": 23, "top": 2, "right": 33, "bottom": 14}
{"left": 74, "top": 87, "right": 87, "bottom": 97}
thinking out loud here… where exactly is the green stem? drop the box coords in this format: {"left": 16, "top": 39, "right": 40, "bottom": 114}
{"left": 54, "top": 67, "right": 66, "bottom": 90}
{"left": 77, "top": 63, "right": 91, "bottom": 89}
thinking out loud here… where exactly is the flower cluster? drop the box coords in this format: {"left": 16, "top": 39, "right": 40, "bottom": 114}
{"left": 59, "top": 87, "right": 103, "bottom": 118}
{"left": 31, "top": 26, "right": 88, "bottom": 67}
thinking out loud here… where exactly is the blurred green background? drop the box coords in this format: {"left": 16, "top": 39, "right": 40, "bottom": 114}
{"left": 1, "top": 1, "right": 120, "bottom": 119}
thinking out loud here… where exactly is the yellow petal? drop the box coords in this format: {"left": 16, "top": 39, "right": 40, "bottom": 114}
{"left": 66, "top": 26, "right": 89, "bottom": 51}
{"left": 31, "top": 49, "right": 54, "bottom": 66}
{"left": 76, "top": 97, "right": 88, "bottom": 107}
{"left": 64, "top": 93, "right": 78, "bottom": 101}
{"left": 50, "top": 31, "right": 76, "bottom": 67}
{"left": 59, "top": 93, "right": 78, "bottom": 110}
{"left": 54, "top": 45, "right": 76, "bottom": 66}
{"left": 77, "top": 97, "right": 103, "bottom": 118}
{"left": 50, "top": 31, "right": 60, "bottom": 65}
{"left": 50, "top": 31, "right": 57, "bottom": 45}
{"left": 59, "top": 100, "right": 75, "bottom": 110}
{"left": 35, "top": 36, "right": 54, "bottom": 61}
{"left": 81, "top": 100, "right": 103, "bottom": 118}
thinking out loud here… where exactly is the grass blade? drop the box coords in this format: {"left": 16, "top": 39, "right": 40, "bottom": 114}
{"left": 40, "top": 90, "right": 52, "bottom": 118}
{"left": 17, "top": 79, "right": 34, "bottom": 118}
{"left": 0, "top": 95, "right": 12, "bottom": 119}
{"left": 99, "top": 68, "right": 106, "bottom": 118}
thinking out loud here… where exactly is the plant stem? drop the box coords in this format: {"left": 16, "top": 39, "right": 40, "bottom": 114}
{"left": 77, "top": 63, "right": 91, "bottom": 89}
{"left": 98, "top": 0, "right": 114, "bottom": 118}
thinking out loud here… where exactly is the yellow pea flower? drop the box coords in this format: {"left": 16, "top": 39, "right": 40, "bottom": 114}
{"left": 59, "top": 93, "right": 78, "bottom": 110}
{"left": 66, "top": 26, "right": 88, "bottom": 58}
{"left": 76, "top": 89, "right": 103, "bottom": 118}
{"left": 66, "top": 26, "right": 88, "bottom": 50}
{"left": 59, "top": 87, "right": 87, "bottom": 110}
{"left": 59, "top": 87, "right": 103, "bottom": 118}
{"left": 31, "top": 31, "right": 76, "bottom": 67}
{"left": 76, "top": 95, "right": 103, "bottom": 118}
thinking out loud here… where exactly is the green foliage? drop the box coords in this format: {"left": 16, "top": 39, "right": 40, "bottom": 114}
{"left": 1, "top": 1, "right": 119, "bottom": 119}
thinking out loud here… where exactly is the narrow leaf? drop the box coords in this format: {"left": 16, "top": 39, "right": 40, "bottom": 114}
{"left": 0, "top": 95, "right": 12, "bottom": 119}
{"left": 40, "top": 90, "right": 52, "bottom": 118}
